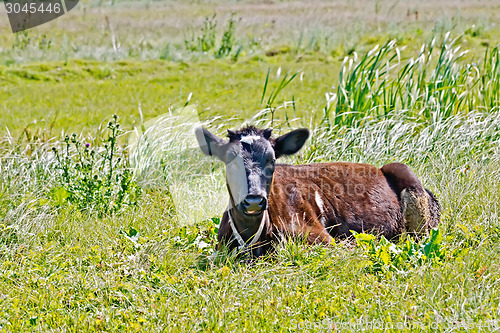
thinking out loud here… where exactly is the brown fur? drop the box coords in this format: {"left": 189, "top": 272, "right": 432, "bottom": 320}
{"left": 218, "top": 162, "right": 440, "bottom": 255}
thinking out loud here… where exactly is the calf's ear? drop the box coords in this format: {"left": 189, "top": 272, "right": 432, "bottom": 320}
{"left": 274, "top": 128, "right": 309, "bottom": 158}
{"left": 195, "top": 127, "right": 227, "bottom": 161}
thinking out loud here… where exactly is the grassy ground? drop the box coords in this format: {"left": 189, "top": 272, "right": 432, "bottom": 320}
{"left": 1, "top": 0, "right": 500, "bottom": 331}
{"left": 0, "top": 57, "right": 340, "bottom": 136}
{"left": 1, "top": 0, "right": 500, "bottom": 63}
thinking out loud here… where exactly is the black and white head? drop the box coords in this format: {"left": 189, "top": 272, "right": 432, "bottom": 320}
{"left": 195, "top": 126, "right": 309, "bottom": 216}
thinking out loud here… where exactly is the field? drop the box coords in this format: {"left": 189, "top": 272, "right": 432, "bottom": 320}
{"left": 1, "top": 0, "right": 500, "bottom": 331}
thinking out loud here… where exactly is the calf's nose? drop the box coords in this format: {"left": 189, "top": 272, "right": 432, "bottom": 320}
{"left": 242, "top": 195, "right": 267, "bottom": 214}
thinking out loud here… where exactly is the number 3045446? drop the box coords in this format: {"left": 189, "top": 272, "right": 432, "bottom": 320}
{"left": 5, "top": 2, "right": 62, "bottom": 14}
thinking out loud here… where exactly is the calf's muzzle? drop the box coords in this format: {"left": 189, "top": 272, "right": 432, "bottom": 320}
{"left": 241, "top": 194, "right": 267, "bottom": 215}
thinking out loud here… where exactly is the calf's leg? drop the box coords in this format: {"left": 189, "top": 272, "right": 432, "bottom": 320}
{"left": 305, "top": 225, "right": 334, "bottom": 245}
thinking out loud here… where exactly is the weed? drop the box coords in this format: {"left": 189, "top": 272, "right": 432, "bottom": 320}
{"left": 352, "top": 229, "right": 454, "bottom": 274}
{"left": 50, "top": 115, "right": 141, "bottom": 214}
{"left": 217, "top": 13, "right": 239, "bottom": 58}
{"left": 185, "top": 13, "right": 242, "bottom": 60}
{"left": 185, "top": 14, "right": 217, "bottom": 54}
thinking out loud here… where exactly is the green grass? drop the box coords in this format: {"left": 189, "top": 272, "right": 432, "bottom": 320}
{"left": 0, "top": 57, "right": 340, "bottom": 136}
{"left": 2, "top": 108, "right": 500, "bottom": 330}
{"left": 1, "top": 0, "right": 499, "bottom": 63}
{"left": 1, "top": 0, "right": 500, "bottom": 331}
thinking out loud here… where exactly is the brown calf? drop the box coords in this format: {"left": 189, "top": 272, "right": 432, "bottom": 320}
{"left": 195, "top": 126, "right": 440, "bottom": 257}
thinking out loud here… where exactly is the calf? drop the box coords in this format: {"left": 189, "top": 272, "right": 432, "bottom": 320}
{"left": 195, "top": 126, "right": 440, "bottom": 257}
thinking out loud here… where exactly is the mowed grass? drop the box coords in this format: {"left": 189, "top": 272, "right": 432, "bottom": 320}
{"left": 0, "top": 57, "right": 338, "bottom": 136}
{"left": 1, "top": 0, "right": 500, "bottom": 331}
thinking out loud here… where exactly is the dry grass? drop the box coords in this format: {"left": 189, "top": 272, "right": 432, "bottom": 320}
{"left": 0, "top": 0, "right": 499, "bottom": 62}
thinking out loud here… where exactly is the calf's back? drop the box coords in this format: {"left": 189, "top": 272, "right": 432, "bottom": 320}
{"left": 268, "top": 162, "right": 403, "bottom": 239}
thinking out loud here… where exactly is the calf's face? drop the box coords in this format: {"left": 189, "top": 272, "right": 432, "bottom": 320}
{"left": 195, "top": 126, "right": 309, "bottom": 216}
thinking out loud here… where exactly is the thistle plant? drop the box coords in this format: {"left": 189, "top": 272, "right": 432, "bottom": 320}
{"left": 51, "top": 115, "right": 141, "bottom": 215}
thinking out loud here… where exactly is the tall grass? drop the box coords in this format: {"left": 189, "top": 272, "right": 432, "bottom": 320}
{"left": 325, "top": 33, "right": 500, "bottom": 126}
{"left": 129, "top": 106, "right": 229, "bottom": 224}
{"left": 0, "top": 117, "right": 142, "bottom": 245}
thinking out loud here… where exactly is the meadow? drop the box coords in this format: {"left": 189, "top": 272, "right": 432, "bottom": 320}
{"left": 1, "top": 0, "right": 500, "bottom": 331}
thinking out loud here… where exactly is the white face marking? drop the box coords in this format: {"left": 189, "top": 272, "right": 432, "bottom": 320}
{"left": 240, "top": 135, "right": 261, "bottom": 145}
{"left": 226, "top": 154, "right": 248, "bottom": 206}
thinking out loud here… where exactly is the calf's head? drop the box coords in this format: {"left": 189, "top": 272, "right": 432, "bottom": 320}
{"left": 195, "top": 126, "right": 309, "bottom": 216}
